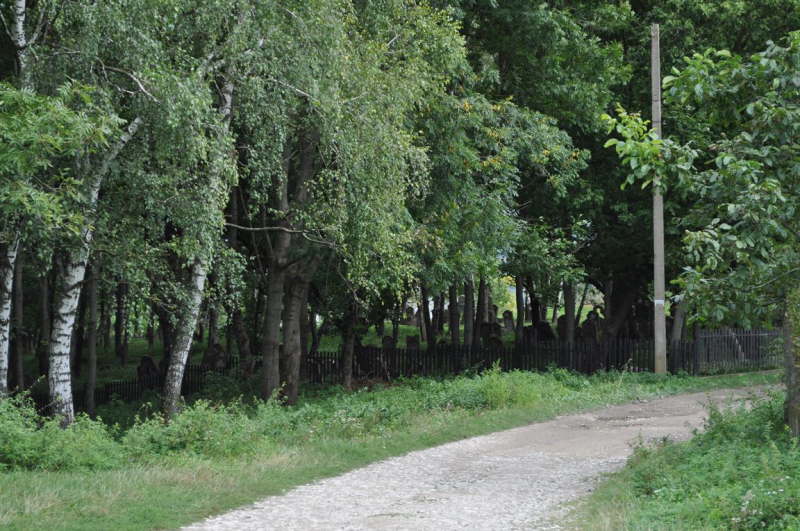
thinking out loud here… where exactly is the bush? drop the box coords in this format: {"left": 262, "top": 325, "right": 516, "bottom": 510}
{"left": 123, "top": 400, "right": 263, "bottom": 459}
{"left": 0, "top": 368, "right": 777, "bottom": 473}
{"left": 605, "top": 392, "right": 800, "bottom": 530}
{"left": 0, "top": 394, "right": 122, "bottom": 471}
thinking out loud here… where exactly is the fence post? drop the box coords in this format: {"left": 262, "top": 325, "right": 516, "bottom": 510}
{"left": 692, "top": 326, "right": 700, "bottom": 376}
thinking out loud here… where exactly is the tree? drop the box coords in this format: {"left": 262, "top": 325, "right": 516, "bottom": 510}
{"left": 607, "top": 33, "right": 800, "bottom": 434}
{"left": 0, "top": 83, "right": 119, "bottom": 396}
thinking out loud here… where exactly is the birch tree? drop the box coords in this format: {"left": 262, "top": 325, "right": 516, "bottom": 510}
{"left": 0, "top": 84, "right": 118, "bottom": 397}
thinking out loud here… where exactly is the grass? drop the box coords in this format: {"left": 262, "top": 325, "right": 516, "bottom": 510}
{"left": 0, "top": 368, "right": 782, "bottom": 531}
{"left": 573, "top": 385, "right": 799, "bottom": 531}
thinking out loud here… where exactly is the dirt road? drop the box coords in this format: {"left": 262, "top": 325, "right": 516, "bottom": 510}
{"left": 183, "top": 387, "right": 761, "bottom": 531}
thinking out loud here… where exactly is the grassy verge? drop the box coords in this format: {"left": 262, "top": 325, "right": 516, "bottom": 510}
{"left": 0, "top": 368, "right": 781, "bottom": 531}
{"left": 574, "top": 385, "right": 798, "bottom": 531}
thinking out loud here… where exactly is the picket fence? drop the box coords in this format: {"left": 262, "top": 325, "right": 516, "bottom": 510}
{"left": 62, "top": 328, "right": 782, "bottom": 410}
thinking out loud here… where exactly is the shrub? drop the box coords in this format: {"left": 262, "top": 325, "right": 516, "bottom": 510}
{"left": 0, "top": 394, "right": 122, "bottom": 471}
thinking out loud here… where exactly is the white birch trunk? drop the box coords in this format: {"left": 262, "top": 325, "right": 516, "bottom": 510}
{"left": 161, "top": 79, "right": 232, "bottom": 419}
{"left": 47, "top": 117, "right": 142, "bottom": 425}
{"left": 1, "top": 0, "right": 30, "bottom": 397}
{"left": 11, "top": 0, "right": 30, "bottom": 89}
{"left": 162, "top": 258, "right": 208, "bottom": 420}
{"left": 0, "top": 237, "right": 21, "bottom": 396}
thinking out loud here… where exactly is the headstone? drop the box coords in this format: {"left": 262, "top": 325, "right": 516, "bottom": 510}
{"left": 502, "top": 310, "right": 514, "bottom": 332}
{"left": 523, "top": 325, "right": 536, "bottom": 344}
{"left": 487, "top": 336, "right": 504, "bottom": 350}
{"left": 406, "top": 335, "right": 420, "bottom": 350}
{"left": 403, "top": 306, "right": 416, "bottom": 325}
{"left": 382, "top": 335, "right": 396, "bottom": 350}
{"left": 489, "top": 304, "right": 499, "bottom": 324}
{"left": 137, "top": 355, "right": 159, "bottom": 388}
{"left": 535, "top": 320, "right": 556, "bottom": 341}
{"left": 201, "top": 342, "right": 226, "bottom": 370}
{"left": 557, "top": 314, "right": 567, "bottom": 341}
{"left": 579, "top": 311, "right": 600, "bottom": 343}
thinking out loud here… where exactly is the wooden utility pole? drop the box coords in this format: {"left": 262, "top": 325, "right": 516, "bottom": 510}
{"left": 652, "top": 23, "right": 667, "bottom": 374}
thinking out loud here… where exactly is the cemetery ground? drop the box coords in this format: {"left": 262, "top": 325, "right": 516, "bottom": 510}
{"left": 0, "top": 368, "right": 780, "bottom": 530}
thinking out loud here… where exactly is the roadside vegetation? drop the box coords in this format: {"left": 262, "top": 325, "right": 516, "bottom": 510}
{"left": 0, "top": 368, "right": 780, "bottom": 530}
{"left": 577, "top": 390, "right": 799, "bottom": 530}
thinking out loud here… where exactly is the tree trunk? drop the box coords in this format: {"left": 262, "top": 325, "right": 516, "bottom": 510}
{"left": 0, "top": 237, "right": 20, "bottom": 396}
{"left": 299, "top": 288, "right": 310, "bottom": 360}
{"left": 551, "top": 291, "right": 560, "bottom": 325}
{"left": 515, "top": 276, "right": 525, "bottom": 346}
{"left": 281, "top": 277, "right": 309, "bottom": 405}
{"left": 114, "top": 280, "right": 128, "bottom": 366}
{"left": 784, "top": 291, "right": 800, "bottom": 437}
{"left": 232, "top": 308, "right": 252, "bottom": 360}
{"left": 156, "top": 307, "right": 174, "bottom": 365}
{"left": 448, "top": 284, "right": 459, "bottom": 345}
{"left": 162, "top": 258, "right": 208, "bottom": 420}
{"left": 575, "top": 283, "right": 589, "bottom": 328}
{"left": 564, "top": 282, "right": 576, "bottom": 345}
{"left": 207, "top": 303, "right": 219, "bottom": 348}
{"left": 100, "top": 291, "right": 111, "bottom": 351}
{"left": 463, "top": 277, "right": 474, "bottom": 347}
{"left": 71, "top": 286, "right": 87, "bottom": 378}
{"left": 84, "top": 264, "right": 98, "bottom": 415}
{"left": 473, "top": 275, "right": 487, "bottom": 348}
{"left": 603, "top": 279, "right": 638, "bottom": 339}
{"left": 391, "top": 302, "right": 400, "bottom": 344}
{"left": 420, "top": 283, "right": 434, "bottom": 350}
{"left": 12, "top": 251, "right": 24, "bottom": 390}
{"left": 341, "top": 302, "right": 357, "bottom": 391}
{"left": 48, "top": 117, "right": 142, "bottom": 426}
{"left": 37, "top": 274, "right": 50, "bottom": 377}
{"left": 48, "top": 251, "right": 87, "bottom": 426}
{"left": 261, "top": 267, "right": 287, "bottom": 400}
{"left": 670, "top": 302, "right": 687, "bottom": 347}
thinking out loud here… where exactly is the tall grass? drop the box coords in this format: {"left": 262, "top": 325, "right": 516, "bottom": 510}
{"left": 0, "top": 367, "right": 780, "bottom": 530}
{"left": 577, "top": 390, "right": 798, "bottom": 530}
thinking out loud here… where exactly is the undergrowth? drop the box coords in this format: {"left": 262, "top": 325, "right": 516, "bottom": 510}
{"left": 0, "top": 365, "right": 776, "bottom": 472}
{"left": 578, "top": 391, "right": 799, "bottom": 530}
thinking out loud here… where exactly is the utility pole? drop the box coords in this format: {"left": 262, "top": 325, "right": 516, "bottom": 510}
{"left": 652, "top": 23, "right": 667, "bottom": 374}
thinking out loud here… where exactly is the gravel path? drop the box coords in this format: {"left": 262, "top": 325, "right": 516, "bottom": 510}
{"left": 183, "top": 387, "right": 761, "bottom": 531}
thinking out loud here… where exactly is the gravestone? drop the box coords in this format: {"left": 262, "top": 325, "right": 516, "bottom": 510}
{"left": 137, "top": 355, "right": 159, "bottom": 387}
{"left": 486, "top": 336, "right": 504, "bottom": 350}
{"left": 557, "top": 314, "right": 567, "bottom": 341}
{"left": 382, "top": 335, "right": 396, "bottom": 349}
{"left": 502, "top": 310, "right": 514, "bottom": 332}
{"left": 535, "top": 320, "right": 556, "bottom": 341}
{"left": 406, "top": 335, "right": 420, "bottom": 350}
{"left": 579, "top": 310, "right": 601, "bottom": 343}
{"left": 523, "top": 325, "right": 537, "bottom": 344}
{"left": 479, "top": 321, "right": 503, "bottom": 347}
{"left": 402, "top": 306, "right": 416, "bottom": 326}
{"left": 201, "top": 342, "right": 226, "bottom": 370}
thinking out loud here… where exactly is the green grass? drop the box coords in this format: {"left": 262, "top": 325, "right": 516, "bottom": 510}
{"left": 0, "top": 368, "right": 781, "bottom": 531}
{"left": 573, "top": 386, "right": 799, "bottom": 531}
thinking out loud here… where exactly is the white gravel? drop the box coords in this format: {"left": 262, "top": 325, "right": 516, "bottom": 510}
{"left": 183, "top": 387, "right": 761, "bottom": 531}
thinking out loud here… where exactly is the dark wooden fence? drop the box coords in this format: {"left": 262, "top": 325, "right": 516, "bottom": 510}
{"left": 64, "top": 328, "right": 782, "bottom": 410}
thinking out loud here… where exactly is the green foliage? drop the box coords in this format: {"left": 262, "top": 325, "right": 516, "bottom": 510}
{"left": 0, "top": 394, "right": 122, "bottom": 471}
{"left": 661, "top": 32, "right": 800, "bottom": 325}
{"left": 602, "top": 105, "right": 697, "bottom": 193}
{"left": 2, "top": 368, "right": 777, "bottom": 473}
{"left": 0, "top": 82, "right": 121, "bottom": 241}
{"left": 581, "top": 392, "right": 800, "bottom": 530}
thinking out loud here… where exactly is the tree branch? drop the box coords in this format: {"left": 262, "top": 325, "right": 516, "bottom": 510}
{"left": 101, "top": 65, "right": 160, "bottom": 103}
{"left": 0, "top": 11, "right": 11, "bottom": 41}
